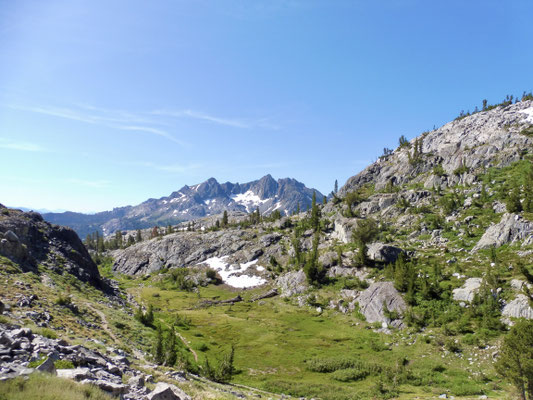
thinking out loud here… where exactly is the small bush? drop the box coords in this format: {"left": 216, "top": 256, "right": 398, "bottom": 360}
{"left": 28, "top": 356, "right": 47, "bottom": 368}
{"left": 445, "top": 338, "right": 462, "bottom": 353}
{"left": 206, "top": 268, "right": 217, "bottom": 281}
{"left": 55, "top": 294, "right": 72, "bottom": 306}
{"left": 54, "top": 360, "right": 75, "bottom": 369}
{"left": 194, "top": 342, "right": 209, "bottom": 352}
{"left": 113, "top": 321, "right": 127, "bottom": 330}
{"left": 520, "top": 125, "right": 533, "bottom": 136}
{"left": 35, "top": 328, "right": 58, "bottom": 339}
{"left": 331, "top": 368, "right": 369, "bottom": 382}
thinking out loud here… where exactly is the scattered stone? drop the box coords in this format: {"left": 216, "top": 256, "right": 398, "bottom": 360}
{"left": 57, "top": 367, "right": 92, "bottom": 381}
{"left": 452, "top": 278, "right": 482, "bottom": 303}
{"left": 5, "top": 231, "right": 19, "bottom": 243}
{"left": 147, "top": 382, "right": 191, "bottom": 400}
{"left": 35, "top": 357, "right": 56, "bottom": 374}
{"left": 276, "top": 270, "right": 308, "bottom": 297}
{"left": 127, "top": 374, "right": 145, "bottom": 388}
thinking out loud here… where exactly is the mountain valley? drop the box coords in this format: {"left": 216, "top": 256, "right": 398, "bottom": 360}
{"left": 2, "top": 97, "right": 533, "bottom": 399}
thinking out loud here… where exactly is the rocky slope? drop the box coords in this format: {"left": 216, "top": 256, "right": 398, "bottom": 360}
{"left": 44, "top": 175, "right": 323, "bottom": 237}
{"left": 340, "top": 99, "right": 533, "bottom": 194}
{"left": 0, "top": 205, "right": 101, "bottom": 287}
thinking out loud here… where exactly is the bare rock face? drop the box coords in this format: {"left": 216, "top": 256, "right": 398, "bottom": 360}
{"left": 0, "top": 205, "right": 101, "bottom": 287}
{"left": 332, "top": 217, "right": 360, "bottom": 244}
{"left": 340, "top": 100, "right": 533, "bottom": 195}
{"left": 366, "top": 243, "right": 404, "bottom": 264}
{"left": 502, "top": 294, "right": 533, "bottom": 321}
{"left": 472, "top": 213, "right": 533, "bottom": 252}
{"left": 356, "top": 282, "right": 406, "bottom": 328}
{"left": 113, "top": 229, "right": 252, "bottom": 276}
{"left": 276, "top": 270, "right": 308, "bottom": 297}
{"left": 147, "top": 382, "right": 191, "bottom": 400}
{"left": 452, "top": 278, "right": 482, "bottom": 302}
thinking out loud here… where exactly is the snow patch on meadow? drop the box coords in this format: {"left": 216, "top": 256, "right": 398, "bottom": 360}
{"left": 200, "top": 256, "right": 266, "bottom": 288}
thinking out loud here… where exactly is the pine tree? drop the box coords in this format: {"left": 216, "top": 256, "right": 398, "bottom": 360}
{"left": 506, "top": 187, "right": 523, "bottom": 213}
{"left": 115, "top": 230, "right": 123, "bottom": 249}
{"left": 216, "top": 345, "right": 235, "bottom": 382}
{"left": 291, "top": 234, "right": 301, "bottom": 265}
{"left": 495, "top": 320, "right": 533, "bottom": 400}
{"left": 136, "top": 229, "right": 142, "bottom": 242}
{"left": 167, "top": 224, "right": 173, "bottom": 235}
{"left": 164, "top": 326, "right": 177, "bottom": 366}
{"left": 304, "top": 233, "right": 323, "bottom": 285}
{"left": 97, "top": 235, "right": 105, "bottom": 253}
{"left": 222, "top": 210, "right": 228, "bottom": 227}
{"left": 145, "top": 304, "right": 154, "bottom": 326}
{"left": 203, "top": 357, "right": 216, "bottom": 380}
{"left": 153, "top": 324, "right": 164, "bottom": 365}
{"left": 334, "top": 179, "right": 338, "bottom": 194}
{"left": 352, "top": 218, "right": 378, "bottom": 267}
{"left": 398, "top": 135, "right": 410, "bottom": 148}
{"left": 524, "top": 163, "right": 533, "bottom": 212}
{"left": 126, "top": 235, "right": 135, "bottom": 247}
{"left": 310, "top": 191, "right": 320, "bottom": 232}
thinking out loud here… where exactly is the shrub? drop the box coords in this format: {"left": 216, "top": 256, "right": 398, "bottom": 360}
{"left": 453, "top": 163, "right": 469, "bottom": 176}
{"left": 433, "top": 164, "right": 446, "bottom": 177}
{"left": 305, "top": 356, "right": 380, "bottom": 374}
{"left": 206, "top": 268, "right": 217, "bottom": 281}
{"left": 55, "top": 294, "right": 72, "bottom": 306}
{"left": 331, "top": 368, "right": 370, "bottom": 382}
{"left": 113, "top": 321, "right": 126, "bottom": 330}
{"left": 35, "top": 328, "right": 58, "bottom": 339}
{"left": 54, "top": 360, "right": 75, "bottom": 369}
{"left": 445, "top": 338, "right": 462, "bottom": 353}
{"left": 134, "top": 305, "right": 154, "bottom": 327}
{"left": 520, "top": 125, "right": 533, "bottom": 136}
{"left": 28, "top": 356, "right": 47, "bottom": 368}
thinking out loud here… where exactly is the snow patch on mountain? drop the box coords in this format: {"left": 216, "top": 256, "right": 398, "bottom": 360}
{"left": 231, "top": 190, "right": 269, "bottom": 212}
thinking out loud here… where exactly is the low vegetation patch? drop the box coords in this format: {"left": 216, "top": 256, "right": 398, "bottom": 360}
{"left": 0, "top": 373, "right": 110, "bottom": 400}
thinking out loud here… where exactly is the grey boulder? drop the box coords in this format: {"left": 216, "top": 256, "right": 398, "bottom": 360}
{"left": 147, "top": 382, "right": 191, "bottom": 400}
{"left": 452, "top": 278, "right": 482, "bottom": 303}
{"left": 473, "top": 213, "right": 533, "bottom": 251}
{"left": 366, "top": 243, "right": 404, "bottom": 263}
{"left": 356, "top": 282, "right": 406, "bottom": 328}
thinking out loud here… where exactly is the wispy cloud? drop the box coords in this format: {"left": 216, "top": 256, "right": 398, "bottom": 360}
{"left": 136, "top": 161, "right": 203, "bottom": 174}
{"left": 66, "top": 178, "right": 111, "bottom": 188}
{"left": 9, "top": 104, "right": 185, "bottom": 146}
{"left": 118, "top": 126, "right": 187, "bottom": 146}
{"left": 0, "top": 138, "right": 46, "bottom": 152}
{"left": 152, "top": 109, "right": 279, "bottom": 130}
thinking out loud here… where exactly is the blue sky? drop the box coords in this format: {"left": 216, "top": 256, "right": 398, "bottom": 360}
{"left": 1, "top": 0, "right": 532, "bottom": 212}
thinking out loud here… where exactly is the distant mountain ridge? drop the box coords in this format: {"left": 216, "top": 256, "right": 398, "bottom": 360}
{"left": 43, "top": 175, "right": 323, "bottom": 237}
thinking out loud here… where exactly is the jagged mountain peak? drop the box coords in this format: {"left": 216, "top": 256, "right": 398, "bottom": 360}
{"left": 43, "top": 175, "right": 323, "bottom": 236}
